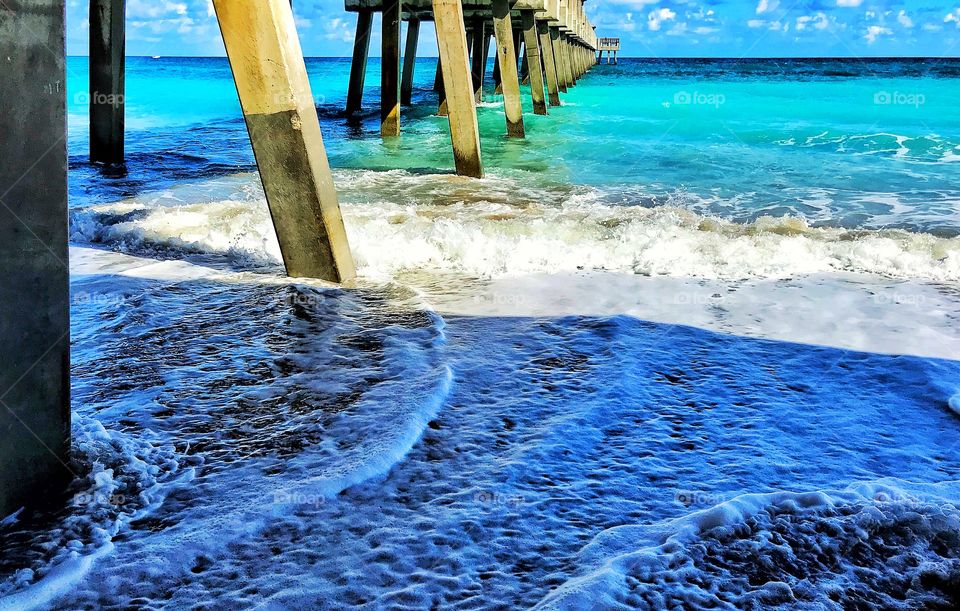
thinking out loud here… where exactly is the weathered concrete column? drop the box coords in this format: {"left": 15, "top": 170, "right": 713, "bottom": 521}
{"left": 470, "top": 19, "right": 486, "bottom": 102}
{"left": 89, "top": 0, "right": 125, "bottom": 164}
{"left": 381, "top": 0, "right": 402, "bottom": 136}
{"left": 538, "top": 21, "right": 560, "bottom": 106}
{"left": 345, "top": 9, "right": 372, "bottom": 114}
{"left": 212, "top": 0, "right": 355, "bottom": 282}
{"left": 0, "top": 0, "right": 72, "bottom": 519}
{"left": 550, "top": 27, "right": 566, "bottom": 93}
{"left": 491, "top": 0, "right": 524, "bottom": 137}
{"left": 436, "top": 54, "right": 448, "bottom": 116}
{"left": 492, "top": 44, "right": 502, "bottom": 94}
{"left": 433, "top": 0, "right": 483, "bottom": 177}
{"left": 401, "top": 18, "right": 419, "bottom": 105}
{"left": 520, "top": 11, "right": 546, "bottom": 115}
{"left": 560, "top": 37, "right": 573, "bottom": 87}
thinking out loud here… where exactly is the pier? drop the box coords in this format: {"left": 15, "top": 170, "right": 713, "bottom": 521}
{"left": 596, "top": 36, "right": 619, "bottom": 64}
{"left": 343, "top": 0, "right": 601, "bottom": 176}
{"left": 1, "top": 0, "right": 611, "bottom": 515}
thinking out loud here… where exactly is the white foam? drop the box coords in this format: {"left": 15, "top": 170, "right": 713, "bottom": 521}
{"left": 69, "top": 179, "right": 960, "bottom": 283}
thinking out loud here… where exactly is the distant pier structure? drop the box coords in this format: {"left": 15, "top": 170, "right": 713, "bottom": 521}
{"left": 596, "top": 36, "right": 619, "bottom": 64}
{"left": 343, "top": 0, "right": 601, "bottom": 177}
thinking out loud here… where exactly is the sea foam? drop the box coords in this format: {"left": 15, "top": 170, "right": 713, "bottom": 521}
{"left": 69, "top": 172, "right": 960, "bottom": 282}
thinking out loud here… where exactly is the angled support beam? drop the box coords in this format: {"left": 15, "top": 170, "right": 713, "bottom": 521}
{"left": 433, "top": 0, "right": 483, "bottom": 177}
{"left": 381, "top": 0, "right": 402, "bottom": 136}
{"left": 538, "top": 20, "right": 560, "bottom": 106}
{"left": 521, "top": 11, "right": 546, "bottom": 115}
{"left": 212, "top": 0, "right": 355, "bottom": 282}
{"left": 345, "top": 9, "right": 372, "bottom": 114}
{"left": 491, "top": 0, "right": 524, "bottom": 137}
{"left": 89, "top": 0, "right": 125, "bottom": 164}
{"left": 401, "top": 18, "right": 420, "bottom": 105}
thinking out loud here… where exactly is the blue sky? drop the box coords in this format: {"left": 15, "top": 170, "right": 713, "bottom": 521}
{"left": 66, "top": 0, "right": 960, "bottom": 57}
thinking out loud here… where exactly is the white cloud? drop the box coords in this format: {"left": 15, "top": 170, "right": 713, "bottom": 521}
{"left": 864, "top": 24, "right": 892, "bottom": 43}
{"left": 756, "top": 0, "right": 779, "bottom": 15}
{"left": 647, "top": 7, "right": 676, "bottom": 31}
{"left": 897, "top": 10, "right": 913, "bottom": 27}
{"left": 796, "top": 12, "right": 830, "bottom": 31}
{"left": 946, "top": 9, "right": 960, "bottom": 27}
{"left": 836, "top": 0, "right": 862, "bottom": 7}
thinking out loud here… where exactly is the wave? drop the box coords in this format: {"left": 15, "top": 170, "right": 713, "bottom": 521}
{"left": 1, "top": 257, "right": 452, "bottom": 609}
{"left": 536, "top": 479, "right": 960, "bottom": 610}
{"left": 69, "top": 172, "right": 960, "bottom": 282}
{"left": 0, "top": 416, "right": 193, "bottom": 610}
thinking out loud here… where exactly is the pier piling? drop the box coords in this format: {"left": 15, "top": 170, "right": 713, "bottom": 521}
{"left": 381, "top": 0, "right": 402, "bottom": 136}
{"left": 212, "top": 0, "right": 355, "bottom": 282}
{"left": 491, "top": 0, "right": 524, "bottom": 137}
{"left": 433, "top": 0, "right": 483, "bottom": 177}
{"left": 89, "top": 0, "right": 125, "bottom": 164}
{"left": 345, "top": 9, "right": 373, "bottom": 114}
{"left": 538, "top": 21, "right": 561, "bottom": 106}
{"left": 1, "top": 0, "right": 72, "bottom": 518}
{"left": 401, "top": 17, "right": 420, "bottom": 105}
{"left": 521, "top": 10, "right": 547, "bottom": 115}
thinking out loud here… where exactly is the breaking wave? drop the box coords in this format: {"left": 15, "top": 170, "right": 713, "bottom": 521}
{"left": 68, "top": 171, "right": 960, "bottom": 282}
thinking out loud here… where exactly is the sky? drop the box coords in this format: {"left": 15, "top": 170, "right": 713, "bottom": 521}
{"left": 66, "top": 0, "right": 960, "bottom": 57}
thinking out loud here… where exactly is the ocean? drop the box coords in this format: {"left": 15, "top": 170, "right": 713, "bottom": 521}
{"left": 2, "top": 56, "right": 960, "bottom": 609}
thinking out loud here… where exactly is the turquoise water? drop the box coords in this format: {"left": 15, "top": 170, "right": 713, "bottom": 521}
{"left": 68, "top": 56, "right": 960, "bottom": 234}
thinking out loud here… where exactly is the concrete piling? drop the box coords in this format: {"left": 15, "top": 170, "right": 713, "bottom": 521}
{"left": 491, "top": 0, "right": 524, "bottom": 137}
{"left": 212, "top": 0, "right": 355, "bottom": 282}
{"left": 401, "top": 18, "right": 420, "bottom": 105}
{"left": 381, "top": 0, "right": 402, "bottom": 136}
{"left": 471, "top": 20, "right": 486, "bottom": 102}
{"left": 432, "top": 0, "right": 483, "bottom": 177}
{"left": 346, "top": 9, "right": 373, "bottom": 114}
{"left": 538, "top": 21, "right": 561, "bottom": 106}
{"left": 89, "top": 0, "right": 125, "bottom": 164}
{"left": 342, "top": 0, "right": 605, "bottom": 176}
{"left": 521, "top": 10, "right": 547, "bottom": 115}
{"left": 1, "top": 0, "right": 72, "bottom": 518}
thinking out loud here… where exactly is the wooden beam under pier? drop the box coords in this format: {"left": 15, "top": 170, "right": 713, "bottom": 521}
{"left": 212, "top": 0, "right": 355, "bottom": 282}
